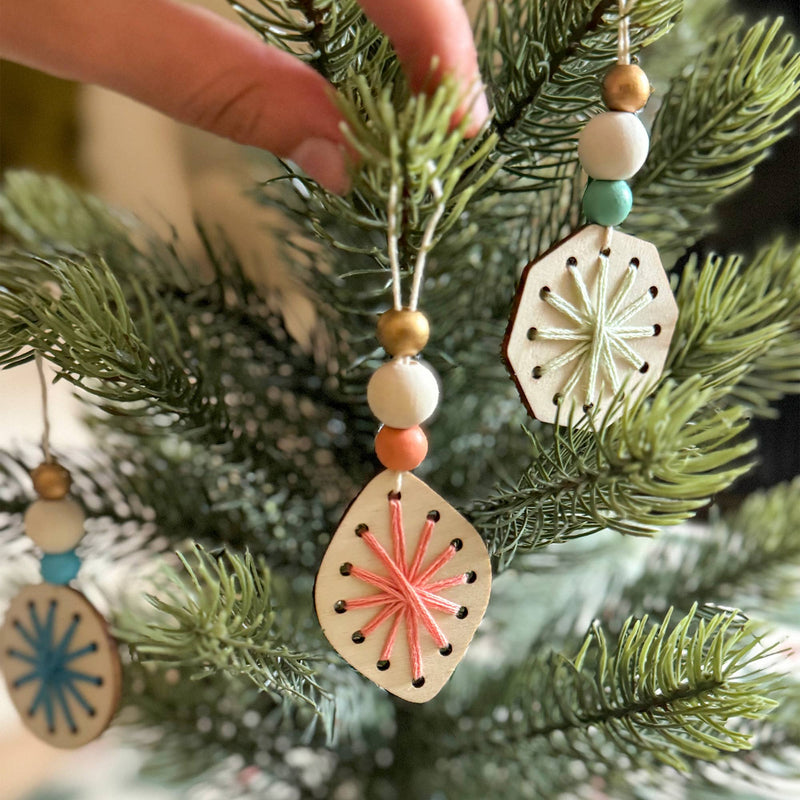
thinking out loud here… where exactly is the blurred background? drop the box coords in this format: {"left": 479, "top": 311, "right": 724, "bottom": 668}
{"left": 0, "top": 1, "right": 798, "bottom": 798}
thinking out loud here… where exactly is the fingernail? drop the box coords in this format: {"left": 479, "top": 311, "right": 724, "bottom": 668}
{"left": 471, "top": 91, "right": 490, "bottom": 127}
{"left": 288, "top": 138, "right": 351, "bottom": 195}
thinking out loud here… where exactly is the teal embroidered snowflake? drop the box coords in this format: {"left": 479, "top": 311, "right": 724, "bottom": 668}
{"left": 7, "top": 599, "right": 103, "bottom": 734}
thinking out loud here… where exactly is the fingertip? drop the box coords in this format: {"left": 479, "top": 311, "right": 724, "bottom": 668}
{"left": 288, "top": 138, "right": 352, "bottom": 195}
{"left": 456, "top": 89, "right": 491, "bottom": 138}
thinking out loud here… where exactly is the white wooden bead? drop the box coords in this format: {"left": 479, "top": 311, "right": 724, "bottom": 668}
{"left": 24, "top": 498, "right": 85, "bottom": 553}
{"left": 367, "top": 359, "right": 439, "bottom": 428}
{"left": 578, "top": 112, "right": 649, "bottom": 180}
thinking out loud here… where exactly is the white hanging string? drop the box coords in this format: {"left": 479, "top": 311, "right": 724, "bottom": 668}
{"left": 617, "top": 0, "right": 635, "bottom": 65}
{"left": 34, "top": 352, "right": 53, "bottom": 463}
{"left": 409, "top": 169, "right": 445, "bottom": 312}
{"left": 387, "top": 179, "right": 403, "bottom": 311}
{"left": 386, "top": 161, "right": 446, "bottom": 313}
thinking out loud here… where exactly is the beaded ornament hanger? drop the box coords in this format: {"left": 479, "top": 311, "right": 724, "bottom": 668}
{"left": 315, "top": 164, "right": 492, "bottom": 703}
{"left": 504, "top": 0, "right": 679, "bottom": 423}
{"left": 0, "top": 354, "right": 122, "bottom": 748}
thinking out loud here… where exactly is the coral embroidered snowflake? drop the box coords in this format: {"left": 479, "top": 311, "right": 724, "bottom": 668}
{"left": 316, "top": 471, "right": 492, "bottom": 702}
{"left": 336, "top": 494, "right": 472, "bottom": 686}
{"left": 6, "top": 597, "right": 103, "bottom": 734}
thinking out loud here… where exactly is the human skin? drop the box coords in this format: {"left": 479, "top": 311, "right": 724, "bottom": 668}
{"left": 0, "top": 0, "right": 489, "bottom": 193}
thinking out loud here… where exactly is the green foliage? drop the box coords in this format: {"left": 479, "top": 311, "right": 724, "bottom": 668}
{"left": 231, "top": 0, "right": 378, "bottom": 84}
{"left": 631, "top": 18, "right": 800, "bottom": 249}
{"left": 116, "top": 546, "right": 327, "bottom": 712}
{"left": 0, "top": 0, "right": 799, "bottom": 796}
{"left": 474, "top": 378, "right": 753, "bottom": 569}
{"left": 425, "top": 605, "right": 780, "bottom": 798}
{"left": 668, "top": 241, "right": 800, "bottom": 414}
{"left": 618, "top": 479, "right": 800, "bottom": 622}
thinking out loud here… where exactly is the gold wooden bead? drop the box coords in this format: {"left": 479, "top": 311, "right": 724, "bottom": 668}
{"left": 376, "top": 308, "right": 430, "bottom": 356}
{"left": 30, "top": 462, "right": 72, "bottom": 500}
{"left": 601, "top": 64, "right": 652, "bottom": 112}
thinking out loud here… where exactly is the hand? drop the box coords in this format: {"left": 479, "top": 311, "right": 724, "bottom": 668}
{"left": 0, "top": 0, "right": 489, "bottom": 194}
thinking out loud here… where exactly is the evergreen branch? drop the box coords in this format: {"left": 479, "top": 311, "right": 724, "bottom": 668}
{"left": 630, "top": 18, "right": 800, "bottom": 249}
{"left": 316, "top": 75, "right": 499, "bottom": 244}
{"left": 481, "top": 0, "right": 682, "bottom": 181}
{"left": 473, "top": 378, "right": 753, "bottom": 569}
{"left": 0, "top": 250, "right": 229, "bottom": 430}
{"left": 121, "top": 664, "right": 326, "bottom": 787}
{"left": 621, "top": 479, "right": 800, "bottom": 621}
{"left": 469, "top": 606, "right": 779, "bottom": 771}
{"left": 230, "top": 0, "right": 379, "bottom": 84}
{"left": 115, "top": 546, "right": 327, "bottom": 710}
{"left": 121, "top": 660, "right": 390, "bottom": 793}
{"left": 668, "top": 241, "right": 800, "bottom": 415}
{"left": 0, "top": 171, "right": 192, "bottom": 289}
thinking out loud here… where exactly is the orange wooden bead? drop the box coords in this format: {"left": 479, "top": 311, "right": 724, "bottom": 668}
{"left": 375, "top": 426, "right": 428, "bottom": 472}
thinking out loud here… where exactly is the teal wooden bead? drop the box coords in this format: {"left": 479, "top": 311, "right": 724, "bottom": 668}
{"left": 40, "top": 549, "right": 81, "bottom": 585}
{"left": 582, "top": 179, "right": 633, "bottom": 226}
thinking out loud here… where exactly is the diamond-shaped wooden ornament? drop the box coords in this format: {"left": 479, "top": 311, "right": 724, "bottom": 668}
{"left": 504, "top": 225, "right": 678, "bottom": 424}
{"left": 315, "top": 471, "right": 491, "bottom": 702}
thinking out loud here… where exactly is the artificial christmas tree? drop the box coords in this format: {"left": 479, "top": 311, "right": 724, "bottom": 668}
{"left": 1, "top": 1, "right": 799, "bottom": 797}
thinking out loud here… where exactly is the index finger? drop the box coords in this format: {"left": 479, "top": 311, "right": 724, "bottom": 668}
{"left": 357, "top": 0, "right": 489, "bottom": 135}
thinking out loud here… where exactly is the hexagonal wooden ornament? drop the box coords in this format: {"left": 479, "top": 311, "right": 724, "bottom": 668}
{"left": 315, "top": 470, "right": 491, "bottom": 702}
{"left": 504, "top": 225, "right": 678, "bottom": 424}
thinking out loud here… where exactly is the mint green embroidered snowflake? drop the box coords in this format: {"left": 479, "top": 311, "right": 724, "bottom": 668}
{"left": 537, "top": 255, "right": 654, "bottom": 408}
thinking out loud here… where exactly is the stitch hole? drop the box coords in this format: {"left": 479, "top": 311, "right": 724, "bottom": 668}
{"left": 601, "top": 247, "right": 611, "bottom": 257}
{"left": 412, "top": 676, "right": 426, "bottom": 688}
{"left": 334, "top": 600, "right": 347, "bottom": 614}
{"left": 553, "top": 392, "right": 563, "bottom": 406}
{"left": 339, "top": 562, "right": 352, "bottom": 576}
{"left": 427, "top": 510, "right": 440, "bottom": 522}
{"left": 566, "top": 256, "right": 578, "bottom": 267}
{"left": 456, "top": 606, "right": 469, "bottom": 619}
{"left": 649, "top": 285, "right": 658, "bottom": 298}
{"left": 527, "top": 327, "right": 538, "bottom": 341}
{"left": 352, "top": 631, "right": 365, "bottom": 644}
{"left": 639, "top": 362, "right": 650, "bottom": 374}
{"left": 630, "top": 257, "right": 640, "bottom": 268}
{"left": 377, "top": 660, "right": 390, "bottom": 671}
{"left": 532, "top": 365, "right": 543, "bottom": 379}
{"left": 439, "top": 644, "right": 453, "bottom": 656}
{"left": 583, "top": 402, "right": 594, "bottom": 412}
{"left": 354, "top": 523, "right": 368, "bottom": 537}
{"left": 653, "top": 324, "right": 662, "bottom": 336}
{"left": 465, "top": 571, "right": 477, "bottom": 584}
{"left": 539, "top": 286, "right": 551, "bottom": 300}
{"left": 387, "top": 491, "right": 401, "bottom": 500}
{"left": 450, "top": 538, "right": 463, "bottom": 551}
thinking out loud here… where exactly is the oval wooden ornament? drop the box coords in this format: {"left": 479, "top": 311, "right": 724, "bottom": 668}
{"left": 504, "top": 225, "right": 678, "bottom": 424}
{"left": 315, "top": 471, "right": 491, "bottom": 702}
{"left": 0, "top": 584, "right": 122, "bottom": 748}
